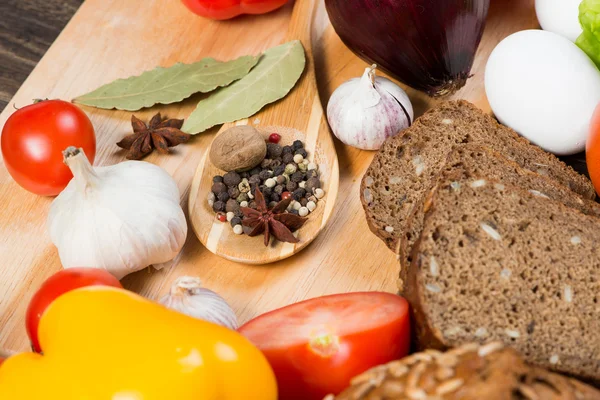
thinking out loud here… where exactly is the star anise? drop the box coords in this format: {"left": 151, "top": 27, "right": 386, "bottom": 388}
{"left": 242, "top": 187, "right": 308, "bottom": 247}
{"left": 117, "top": 113, "right": 190, "bottom": 160}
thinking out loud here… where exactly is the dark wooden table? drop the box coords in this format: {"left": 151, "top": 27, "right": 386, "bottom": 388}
{"left": 0, "top": 0, "right": 83, "bottom": 111}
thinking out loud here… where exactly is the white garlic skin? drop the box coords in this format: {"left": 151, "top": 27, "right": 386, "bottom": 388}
{"left": 47, "top": 148, "right": 187, "bottom": 280}
{"left": 327, "top": 65, "right": 413, "bottom": 150}
{"left": 160, "top": 276, "right": 239, "bottom": 330}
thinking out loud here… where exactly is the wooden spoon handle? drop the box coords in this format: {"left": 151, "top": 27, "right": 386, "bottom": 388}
{"left": 285, "top": 0, "right": 318, "bottom": 46}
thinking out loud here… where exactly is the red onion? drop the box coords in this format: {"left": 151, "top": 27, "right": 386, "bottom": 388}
{"left": 325, "top": 0, "right": 490, "bottom": 97}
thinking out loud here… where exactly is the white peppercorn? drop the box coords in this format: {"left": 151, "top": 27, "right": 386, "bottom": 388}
{"left": 315, "top": 188, "right": 325, "bottom": 199}
{"left": 298, "top": 162, "right": 308, "bottom": 172}
{"left": 308, "top": 195, "right": 318, "bottom": 203}
{"left": 299, "top": 181, "right": 306, "bottom": 189}
{"left": 233, "top": 225, "right": 244, "bottom": 235}
{"left": 293, "top": 154, "right": 304, "bottom": 164}
{"left": 285, "top": 163, "right": 297, "bottom": 175}
{"left": 226, "top": 212, "right": 235, "bottom": 222}
{"left": 238, "top": 178, "right": 251, "bottom": 193}
{"left": 240, "top": 201, "right": 249, "bottom": 207}
{"left": 308, "top": 162, "right": 317, "bottom": 171}
{"left": 299, "top": 207, "right": 309, "bottom": 217}
{"left": 293, "top": 201, "right": 302, "bottom": 211}
{"left": 303, "top": 159, "right": 310, "bottom": 166}
{"left": 265, "top": 178, "right": 277, "bottom": 188}
{"left": 307, "top": 201, "right": 317, "bottom": 212}
{"left": 248, "top": 191, "right": 254, "bottom": 199}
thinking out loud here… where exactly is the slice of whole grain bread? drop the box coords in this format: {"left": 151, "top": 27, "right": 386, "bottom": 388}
{"left": 398, "top": 144, "right": 600, "bottom": 290}
{"left": 331, "top": 343, "right": 600, "bottom": 400}
{"left": 360, "top": 100, "right": 595, "bottom": 251}
{"left": 403, "top": 176, "right": 600, "bottom": 382}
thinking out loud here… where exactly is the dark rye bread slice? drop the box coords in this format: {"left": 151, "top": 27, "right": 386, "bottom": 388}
{"left": 403, "top": 176, "right": 600, "bottom": 382}
{"left": 398, "top": 144, "right": 600, "bottom": 289}
{"left": 360, "top": 100, "right": 595, "bottom": 251}
{"left": 331, "top": 343, "right": 600, "bottom": 400}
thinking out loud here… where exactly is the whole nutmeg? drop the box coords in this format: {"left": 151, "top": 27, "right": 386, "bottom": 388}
{"left": 209, "top": 125, "right": 267, "bottom": 172}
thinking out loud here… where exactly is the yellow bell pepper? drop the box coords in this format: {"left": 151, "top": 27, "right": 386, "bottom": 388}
{"left": 0, "top": 287, "right": 277, "bottom": 399}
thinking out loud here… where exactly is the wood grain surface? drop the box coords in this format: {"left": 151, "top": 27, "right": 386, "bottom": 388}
{"left": 0, "top": 0, "right": 584, "bottom": 352}
{"left": 0, "top": 0, "right": 82, "bottom": 111}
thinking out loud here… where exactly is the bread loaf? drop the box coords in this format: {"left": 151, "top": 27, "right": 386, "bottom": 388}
{"left": 404, "top": 176, "right": 600, "bottom": 381}
{"left": 330, "top": 343, "right": 600, "bottom": 399}
{"left": 398, "top": 144, "right": 600, "bottom": 289}
{"left": 360, "top": 100, "right": 595, "bottom": 251}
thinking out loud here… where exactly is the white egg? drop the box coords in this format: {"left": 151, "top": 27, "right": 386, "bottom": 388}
{"left": 485, "top": 30, "right": 600, "bottom": 155}
{"left": 535, "top": 0, "right": 583, "bottom": 42}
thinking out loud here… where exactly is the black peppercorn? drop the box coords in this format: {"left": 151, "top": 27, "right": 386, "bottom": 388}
{"left": 294, "top": 148, "right": 308, "bottom": 158}
{"left": 226, "top": 199, "right": 239, "bottom": 213}
{"left": 230, "top": 216, "right": 242, "bottom": 227}
{"left": 248, "top": 201, "right": 257, "bottom": 209}
{"left": 271, "top": 193, "right": 280, "bottom": 202}
{"left": 211, "top": 182, "right": 227, "bottom": 194}
{"left": 217, "top": 192, "right": 230, "bottom": 202}
{"left": 305, "top": 177, "right": 321, "bottom": 193}
{"left": 213, "top": 200, "right": 226, "bottom": 212}
{"left": 228, "top": 187, "right": 241, "bottom": 199}
{"left": 261, "top": 186, "right": 273, "bottom": 199}
{"left": 291, "top": 171, "right": 304, "bottom": 183}
{"left": 213, "top": 175, "right": 224, "bottom": 183}
{"left": 293, "top": 188, "right": 306, "bottom": 201}
{"left": 249, "top": 174, "right": 262, "bottom": 186}
{"left": 274, "top": 184, "right": 284, "bottom": 195}
{"left": 234, "top": 209, "right": 244, "bottom": 218}
{"left": 286, "top": 181, "right": 298, "bottom": 192}
{"left": 223, "top": 171, "right": 242, "bottom": 187}
{"left": 276, "top": 175, "right": 287, "bottom": 185}
{"left": 261, "top": 159, "right": 272, "bottom": 169}
{"left": 289, "top": 209, "right": 300, "bottom": 215}
{"left": 273, "top": 165, "right": 286, "bottom": 176}
{"left": 266, "top": 143, "right": 283, "bottom": 158}
{"left": 306, "top": 170, "right": 319, "bottom": 180}
{"left": 258, "top": 170, "right": 272, "bottom": 181}
{"left": 293, "top": 140, "right": 303, "bottom": 150}
{"left": 282, "top": 145, "right": 293, "bottom": 154}
{"left": 282, "top": 153, "right": 294, "bottom": 164}
{"left": 237, "top": 193, "right": 249, "bottom": 203}
{"left": 250, "top": 167, "right": 262, "bottom": 176}
{"left": 300, "top": 198, "right": 309, "bottom": 207}
{"left": 239, "top": 171, "right": 249, "bottom": 179}
{"left": 270, "top": 159, "right": 282, "bottom": 169}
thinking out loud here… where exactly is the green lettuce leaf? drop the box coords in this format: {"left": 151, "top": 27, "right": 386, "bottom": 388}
{"left": 577, "top": 0, "right": 600, "bottom": 67}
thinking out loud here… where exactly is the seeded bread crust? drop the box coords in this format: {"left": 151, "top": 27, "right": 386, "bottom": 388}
{"left": 360, "top": 100, "right": 595, "bottom": 251}
{"left": 397, "top": 145, "right": 600, "bottom": 290}
{"left": 330, "top": 343, "right": 600, "bottom": 400}
{"left": 404, "top": 177, "right": 600, "bottom": 382}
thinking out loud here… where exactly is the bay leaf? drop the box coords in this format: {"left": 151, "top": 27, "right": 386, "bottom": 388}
{"left": 182, "top": 40, "right": 306, "bottom": 134}
{"left": 72, "top": 55, "right": 260, "bottom": 111}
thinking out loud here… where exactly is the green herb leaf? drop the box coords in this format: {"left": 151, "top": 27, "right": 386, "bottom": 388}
{"left": 182, "top": 40, "right": 306, "bottom": 135}
{"left": 577, "top": 0, "right": 600, "bottom": 68}
{"left": 73, "top": 55, "right": 260, "bottom": 111}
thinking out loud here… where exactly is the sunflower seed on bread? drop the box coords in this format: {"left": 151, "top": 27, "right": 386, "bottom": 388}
{"left": 330, "top": 343, "right": 600, "bottom": 399}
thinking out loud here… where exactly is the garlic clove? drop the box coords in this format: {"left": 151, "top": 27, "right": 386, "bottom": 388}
{"left": 159, "top": 276, "right": 239, "bottom": 330}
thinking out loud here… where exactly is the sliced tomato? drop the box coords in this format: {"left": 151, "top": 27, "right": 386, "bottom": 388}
{"left": 587, "top": 102, "right": 600, "bottom": 196}
{"left": 239, "top": 292, "right": 410, "bottom": 400}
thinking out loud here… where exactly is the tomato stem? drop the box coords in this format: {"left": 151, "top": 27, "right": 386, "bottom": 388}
{"left": 308, "top": 332, "right": 340, "bottom": 358}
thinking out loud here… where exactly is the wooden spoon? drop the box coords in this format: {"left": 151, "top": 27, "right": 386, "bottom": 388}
{"left": 188, "top": 0, "right": 339, "bottom": 264}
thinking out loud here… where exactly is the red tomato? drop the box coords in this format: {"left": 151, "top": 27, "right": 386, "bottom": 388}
{"left": 587, "top": 102, "right": 600, "bottom": 196}
{"left": 1, "top": 100, "right": 96, "bottom": 196}
{"left": 181, "top": 0, "right": 289, "bottom": 20}
{"left": 26, "top": 268, "right": 122, "bottom": 353}
{"left": 239, "top": 292, "right": 410, "bottom": 400}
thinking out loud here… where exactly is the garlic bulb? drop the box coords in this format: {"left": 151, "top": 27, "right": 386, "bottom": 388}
{"left": 159, "top": 276, "right": 238, "bottom": 330}
{"left": 47, "top": 147, "right": 187, "bottom": 280}
{"left": 327, "top": 65, "right": 413, "bottom": 150}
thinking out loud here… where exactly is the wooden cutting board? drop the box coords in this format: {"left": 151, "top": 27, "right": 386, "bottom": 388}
{"left": 0, "top": 0, "right": 538, "bottom": 351}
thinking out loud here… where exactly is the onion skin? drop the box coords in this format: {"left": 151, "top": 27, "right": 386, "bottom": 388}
{"left": 325, "top": 0, "right": 490, "bottom": 97}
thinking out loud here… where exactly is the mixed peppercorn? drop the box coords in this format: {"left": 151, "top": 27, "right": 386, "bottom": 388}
{"left": 208, "top": 135, "right": 325, "bottom": 240}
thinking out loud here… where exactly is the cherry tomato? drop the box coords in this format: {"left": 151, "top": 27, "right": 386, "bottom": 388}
{"left": 1, "top": 100, "right": 96, "bottom": 196}
{"left": 239, "top": 292, "right": 410, "bottom": 400}
{"left": 181, "top": 0, "right": 289, "bottom": 20}
{"left": 587, "top": 102, "right": 600, "bottom": 196}
{"left": 26, "top": 268, "right": 121, "bottom": 353}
